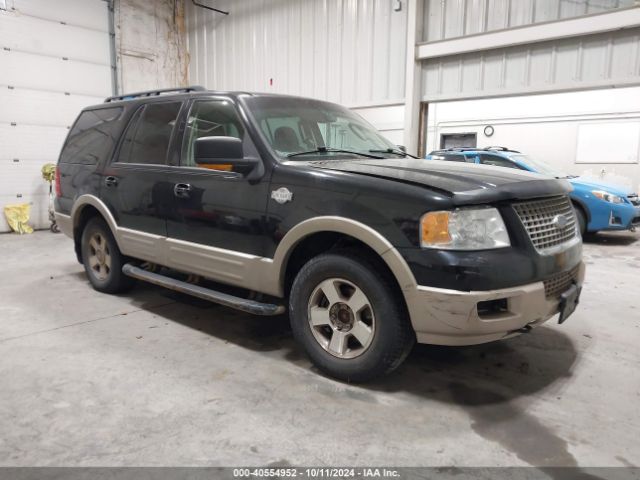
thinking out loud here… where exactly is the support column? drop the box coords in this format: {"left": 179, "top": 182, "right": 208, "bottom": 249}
{"left": 402, "top": 0, "right": 423, "bottom": 156}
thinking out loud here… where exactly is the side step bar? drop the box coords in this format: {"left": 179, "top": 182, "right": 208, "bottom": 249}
{"left": 122, "top": 264, "right": 286, "bottom": 316}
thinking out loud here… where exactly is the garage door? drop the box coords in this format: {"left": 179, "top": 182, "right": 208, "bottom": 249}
{"left": 0, "top": 0, "right": 112, "bottom": 232}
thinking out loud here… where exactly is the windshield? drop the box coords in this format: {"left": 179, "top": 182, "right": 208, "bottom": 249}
{"left": 511, "top": 154, "right": 570, "bottom": 178}
{"left": 242, "top": 96, "right": 397, "bottom": 160}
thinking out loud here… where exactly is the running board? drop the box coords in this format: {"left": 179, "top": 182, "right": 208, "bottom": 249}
{"left": 122, "top": 264, "right": 285, "bottom": 316}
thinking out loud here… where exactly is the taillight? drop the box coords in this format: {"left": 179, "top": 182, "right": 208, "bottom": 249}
{"left": 54, "top": 167, "right": 62, "bottom": 197}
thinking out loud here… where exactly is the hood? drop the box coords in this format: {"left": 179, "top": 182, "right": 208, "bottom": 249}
{"left": 304, "top": 158, "right": 572, "bottom": 206}
{"left": 570, "top": 176, "right": 634, "bottom": 196}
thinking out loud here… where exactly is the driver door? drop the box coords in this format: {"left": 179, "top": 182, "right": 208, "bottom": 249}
{"left": 165, "top": 98, "right": 270, "bottom": 272}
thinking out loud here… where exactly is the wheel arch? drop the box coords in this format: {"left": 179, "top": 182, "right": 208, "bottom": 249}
{"left": 273, "top": 217, "right": 417, "bottom": 298}
{"left": 570, "top": 197, "right": 591, "bottom": 223}
{"left": 71, "top": 195, "right": 121, "bottom": 261}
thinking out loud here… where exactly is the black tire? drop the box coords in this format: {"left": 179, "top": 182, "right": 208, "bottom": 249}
{"left": 81, "top": 217, "right": 135, "bottom": 294}
{"left": 574, "top": 205, "right": 587, "bottom": 236}
{"left": 289, "top": 250, "right": 415, "bottom": 382}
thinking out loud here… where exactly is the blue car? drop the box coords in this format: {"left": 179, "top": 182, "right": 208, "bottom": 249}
{"left": 426, "top": 147, "right": 640, "bottom": 235}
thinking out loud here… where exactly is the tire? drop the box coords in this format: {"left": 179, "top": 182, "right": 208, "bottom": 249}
{"left": 81, "top": 217, "right": 135, "bottom": 294}
{"left": 289, "top": 250, "right": 415, "bottom": 382}
{"left": 574, "top": 205, "right": 587, "bottom": 236}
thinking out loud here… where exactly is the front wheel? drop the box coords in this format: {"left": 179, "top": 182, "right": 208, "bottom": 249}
{"left": 289, "top": 251, "right": 415, "bottom": 382}
{"left": 574, "top": 205, "right": 587, "bottom": 236}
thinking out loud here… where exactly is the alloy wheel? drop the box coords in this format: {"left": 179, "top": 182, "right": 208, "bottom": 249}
{"left": 88, "top": 232, "right": 111, "bottom": 281}
{"left": 307, "top": 278, "right": 376, "bottom": 359}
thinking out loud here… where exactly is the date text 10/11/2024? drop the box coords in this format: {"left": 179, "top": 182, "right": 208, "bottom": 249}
{"left": 232, "top": 468, "right": 401, "bottom": 478}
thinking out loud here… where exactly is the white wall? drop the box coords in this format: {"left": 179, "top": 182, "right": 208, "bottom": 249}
{"left": 353, "top": 103, "right": 406, "bottom": 146}
{"left": 426, "top": 86, "right": 640, "bottom": 192}
{"left": 186, "top": 0, "right": 407, "bottom": 106}
{"left": 421, "top": 26, "right": 640, "bottom": 102}
{"left": 185, "top": 0, "right": 408, "bottom": 140}
{"left": 0, "top": 0, "right": 111, "bottom": 232}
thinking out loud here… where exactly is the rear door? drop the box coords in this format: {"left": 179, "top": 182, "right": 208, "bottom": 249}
{"left": 100, "top": 100, "right": 183, "bottom": 237}
{"left": 55, "top": 106, "right": 124, "bottom": 215}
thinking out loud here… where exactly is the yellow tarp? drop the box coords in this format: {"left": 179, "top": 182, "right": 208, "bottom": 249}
{"left": 3, "top": 203, "right": 34, "bottom": 234}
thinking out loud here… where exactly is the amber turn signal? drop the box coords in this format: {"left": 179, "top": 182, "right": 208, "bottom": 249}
{"left": 199, "top": 164, "right": 233, "bottom": 171}
{"left": 421, "top": 211, "right": 451, "bottom": 246}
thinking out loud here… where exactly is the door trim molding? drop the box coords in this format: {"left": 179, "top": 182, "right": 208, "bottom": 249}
{"left": 68, "top": 195, "right": 417, "bottom": 299}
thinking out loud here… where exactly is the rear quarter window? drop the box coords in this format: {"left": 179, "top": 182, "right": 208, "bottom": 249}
{"left": 59, "top": 107, "right": 123, "bottom": 165}
{"left": 479, "top": 154, "right": 520, "bottom": 169}
{"left": 431, "top": 153, "right": 468, "bottom": 163}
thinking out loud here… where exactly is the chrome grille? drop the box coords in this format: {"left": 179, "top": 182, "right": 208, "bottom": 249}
{"left": 513, "top": 195, "right": 578, "bottom": 252}
{"left": 544, "top": 266, "right": 580, "bottom": 299}
{"left": 628, "top": 193, "right": 639, "bottom": 206}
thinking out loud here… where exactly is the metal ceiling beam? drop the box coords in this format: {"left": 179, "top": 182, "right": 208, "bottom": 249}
{"left": 417, "top": 7, "right": 640, "bottom": 60}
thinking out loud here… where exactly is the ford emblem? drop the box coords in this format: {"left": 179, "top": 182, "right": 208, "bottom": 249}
{"left": 553, "top": 214, "right": 569, "bottom": 229}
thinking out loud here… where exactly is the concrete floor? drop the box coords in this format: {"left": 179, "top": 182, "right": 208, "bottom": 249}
{"left": 0, "top": 230, "right": 638, "bottom": 468}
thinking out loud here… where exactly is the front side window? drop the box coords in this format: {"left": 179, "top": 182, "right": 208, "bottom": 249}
{"left": 59, "top": 107, "right": 123, "bottom": 165}
{"left": 243, "top": 96, "right": 397, "bottom": 160}
{"left": 181, "top": 100, "right": 246, "bottom": 167}
{"left": 117, "top": 101, "right": 182, "bottom": 165}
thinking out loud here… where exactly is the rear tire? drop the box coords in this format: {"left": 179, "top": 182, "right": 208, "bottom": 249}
{"left": 81, "top": 217, "right": 135, "bottom": 294}
{"left": 289, "top": 250, "right": 415, "bottom": 382}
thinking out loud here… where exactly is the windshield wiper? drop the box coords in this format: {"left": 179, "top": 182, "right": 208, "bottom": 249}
{"left": 369, "top": 148, "right": 419, "bottom": 159}
{"left": 287, "top": 147, "right": 384, "bottom": 159}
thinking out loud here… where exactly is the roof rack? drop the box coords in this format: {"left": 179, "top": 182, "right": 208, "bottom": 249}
{"left": 431, "top": 147, "right": 478, "bottom": 153}
{"left": 484, "top": 146, "right": 520, "bottom": 153}
{"left": 104, "top": 86, "right": 206, "bottom": 103}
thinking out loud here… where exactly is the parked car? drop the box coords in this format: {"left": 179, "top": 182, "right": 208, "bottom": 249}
{"left": 426, "top": 147, "right": 640, "bottom": 235}
{"left": 54, "top": 88, "right": 585, "bottom": 381}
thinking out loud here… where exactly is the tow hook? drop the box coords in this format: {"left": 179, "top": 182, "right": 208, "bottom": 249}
{"left": 511, "top": 324, "right": 533, "bottom": 335}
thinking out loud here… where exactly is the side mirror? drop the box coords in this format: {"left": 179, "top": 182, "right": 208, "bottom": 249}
{"left": 195, "top": 136, "right": 243, "bottom": 161}
{"left": 194, "top": 136, "right": 258, "bottom": 175}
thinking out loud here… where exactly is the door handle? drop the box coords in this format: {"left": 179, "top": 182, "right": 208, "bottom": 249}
{"left": 104, "top": 176, "right": 118, "bottom": 187}
{"left": 174, "top": 183, "right": 192, "bottom": 198}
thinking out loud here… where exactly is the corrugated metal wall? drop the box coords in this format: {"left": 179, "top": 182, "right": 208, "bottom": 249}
{"left": 186, "top": 0, "right": 407, "bottom": 107}
{"left": 422, "top": 0, "right": 636, "bottom": 42}
{"left": 0, "top": 0, "right": 112, "bottom": 232}
{"left": 421, "top": 26, "right": 640, "bottom": 101}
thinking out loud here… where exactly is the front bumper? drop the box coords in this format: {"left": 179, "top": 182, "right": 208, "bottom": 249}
{"left": 589, "top": 202, "right": 640, "bottom": 231}
{"left": 631, "top": 207, "right": 640, "bottom": 228}
{"left": 405, "top": 261, "right": 586, "bottom": 346}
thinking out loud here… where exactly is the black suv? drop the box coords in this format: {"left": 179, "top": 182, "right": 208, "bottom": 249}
{"left": 54, "top": 86, "right": 584, "bottom": 381}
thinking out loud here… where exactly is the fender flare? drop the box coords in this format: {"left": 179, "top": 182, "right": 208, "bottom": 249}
{"left": 270, "top": 216, "right": 418, "bottom": 296}
{"left": 70, "top": 194, "right": 122, "bottom": 248}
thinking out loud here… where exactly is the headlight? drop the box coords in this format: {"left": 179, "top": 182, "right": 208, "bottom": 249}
{"left": 420, "top": 207, "right": 510, "bottom": 250}
{"left": 592, "top": 190, "right": 624, "bottom": 204}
